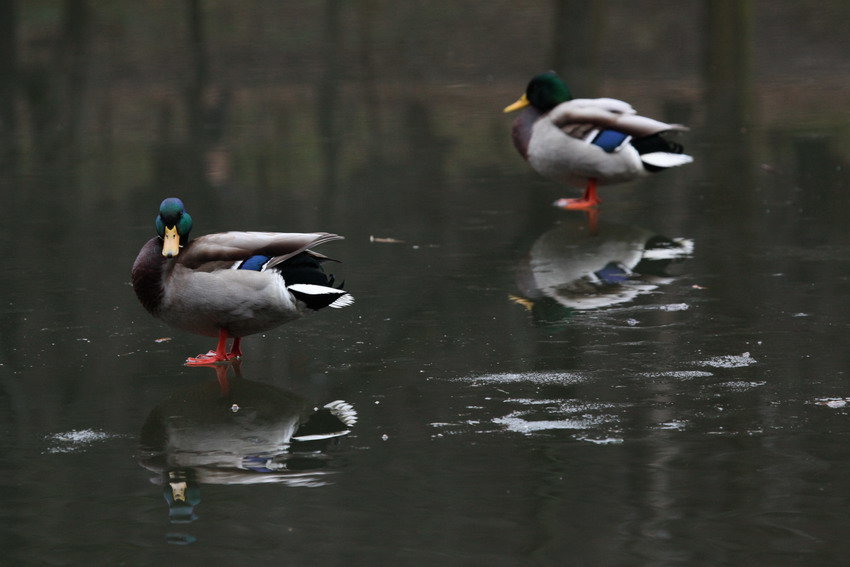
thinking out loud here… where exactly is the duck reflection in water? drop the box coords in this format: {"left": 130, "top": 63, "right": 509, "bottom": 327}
{"left": 138, "top": 362, "right": 357, "bottom": 523}
{"left": 512, "top": 214, "right": 693, "bottom": 322}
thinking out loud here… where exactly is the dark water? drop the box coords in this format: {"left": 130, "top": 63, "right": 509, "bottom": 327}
{"left": 2, "top": 2, "right": 850, "bottom": 565}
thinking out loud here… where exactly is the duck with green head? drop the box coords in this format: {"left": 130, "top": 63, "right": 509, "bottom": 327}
{"left": 131, "top": 198, "right": 353, "bottom": 365}
{"left": 504, "top": 71, "right": 692, "bottom": 209}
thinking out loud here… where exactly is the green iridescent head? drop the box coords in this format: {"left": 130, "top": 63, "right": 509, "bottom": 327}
{"left": 504, "top": 71, "right": 573, "bottom": 114}
{"left": 155, "top": 197, "right": 193, "bottom": 257}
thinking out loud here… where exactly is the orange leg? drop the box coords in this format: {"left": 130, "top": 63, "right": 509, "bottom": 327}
{"left": 228, "top": 337, "right": 242, "bottom": 359}
{"left": 553, "top": 178, "right": 601, "bottom": 210}
{"left": 185, "top": 328, "right": 232, "bottom": 366}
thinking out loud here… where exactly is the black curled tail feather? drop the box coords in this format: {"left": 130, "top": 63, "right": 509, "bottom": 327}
{"left": 631, "top": 133, "right": 685, "bottom": 156}
{"left": 277, "top": 251, "right": 353, "bottom": 310}
{"left": 632, "top": 133, "right": 689, "bottom": 172}
{"left": 276, "top": 251, "right": 337, "bottom": 288}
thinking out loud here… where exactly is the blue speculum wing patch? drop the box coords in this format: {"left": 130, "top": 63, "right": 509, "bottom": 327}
{"left": 595, "top": 262, "right": 631, "bottom": 284}
{"left": 592, "top": 130, "right": 630, "bottom": 153}
{"left": 239, "top": 255, "right": 271, "bottom": 271}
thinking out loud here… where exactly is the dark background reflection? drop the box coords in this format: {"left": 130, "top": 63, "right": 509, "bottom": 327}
{"left": 1, "top": 1, "right": 850, "bottom": 564}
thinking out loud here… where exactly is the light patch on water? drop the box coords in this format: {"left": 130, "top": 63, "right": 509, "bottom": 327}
{"left": 654, "top": 303, "right": 690, "bottom": 312}
{"left": 45, "top": 429, "right": 120, "bottom": 454}
{"left": 697, "top": 352, "right": 757, "bottom": 368}
{"left": 512, "top": 398, "right": 621, "bottom": 415}
{"left": 716, "top": 380, "right": 767, "bottom": 391}
{"left": 492, "top": 413, "right": 599, "bottom": 434}
{"left": 657, "top": 420, "right": 688, "bottom": 430}
{"left": 504, "top": 398, "right": 565, "bottom": 405}
{"left": 814, "top": 398, "right": 850, "bottom": 408}
{"left": 575, "top": 436, "right": 624, "bottom": 445}
{"left": 491, "top": 399, "right": 619, "bottom": 435}
{"left": 461, "top": 371, "right": 585, "bottom": 386}
{"left": 641, "top": 370, "right": 714, "bottom": 379}
{"left": 706, "top": 429, "right": 765, "bottom": 437}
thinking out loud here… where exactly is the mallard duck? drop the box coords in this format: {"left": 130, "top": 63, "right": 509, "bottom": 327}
{"left": 504, "top": 71, "right": 693, "bottom": 209}
{"left": 131, "top": 198, "right": 353, "bottom": 365}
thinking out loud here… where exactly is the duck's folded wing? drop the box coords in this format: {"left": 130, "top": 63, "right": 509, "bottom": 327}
{"left": 550, "top": 98, "right": 687, "bottom": 138}
{"left": 179, "top": 232, "right": 343, "bottom": 269}
{"left": 567, "top": 98, "right": 637, "bottom": 115}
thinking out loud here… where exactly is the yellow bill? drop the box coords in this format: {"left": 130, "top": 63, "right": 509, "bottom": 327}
{"left": 162, "top": 225, "right": 181, "bottom": 257}
{"left": 503, "top": 93, "right": 530, "bottom": 113}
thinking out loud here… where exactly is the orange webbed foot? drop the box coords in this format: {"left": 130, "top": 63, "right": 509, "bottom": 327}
{"left": 553, "top": 197, "right": 600, "bottom": 210}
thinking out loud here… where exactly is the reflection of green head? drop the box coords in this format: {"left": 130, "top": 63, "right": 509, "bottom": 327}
{"left": 510, "top": 295, "right": 575, "bottom": 325}
{"left": 531, "top": 297, "right": 575, "bottom": 325}
{"left": 163, "top": 470, "right": 201, "bottom": 523}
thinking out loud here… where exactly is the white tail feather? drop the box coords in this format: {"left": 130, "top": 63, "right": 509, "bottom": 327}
{"left": 324, "top": 400, "right": 358, "bottom": 426}
{"left": 329, "top": 294, "right": 354, "bottom": 308}
{"left": 288, "top": 283, "right": 341, "bottom": 295}
{"left": 287, "top": 283, "right": 353, "bottom": 308}
{"left": 641, "top": 152, "right": 694, "bottom": 168}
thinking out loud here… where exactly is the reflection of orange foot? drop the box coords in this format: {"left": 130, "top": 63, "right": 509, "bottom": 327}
{"left": 213, "top": 364, "right": 231, "bottom": 396}
{"left": 585, "top": 208, "right": 599, "bottom": 235}
{"left": 553, "top": 197, "right": 600, "bottom": 210}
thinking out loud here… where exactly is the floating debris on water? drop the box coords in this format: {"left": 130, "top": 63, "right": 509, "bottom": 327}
{"left": 369, "top": 235, "right": 405, "bottom": 244}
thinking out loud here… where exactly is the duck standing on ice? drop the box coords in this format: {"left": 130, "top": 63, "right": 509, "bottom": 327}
{"left": 131, "top": 198, "right": 353, "bottom": 365}
{"left": 504, "top": 71, "right": 693, "bottom": 209}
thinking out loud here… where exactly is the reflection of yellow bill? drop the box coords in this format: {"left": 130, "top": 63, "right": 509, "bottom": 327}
{"left": 162, "top": 225, "right": 180, "bottom": 257}
{"left": 508, "top": 294, "right": 534, "bottom": 311}
{"left": 503, "top": 93, "right": 530, "bottom": 113}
